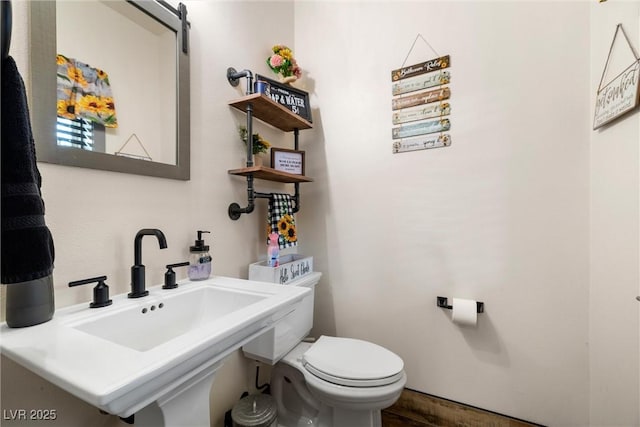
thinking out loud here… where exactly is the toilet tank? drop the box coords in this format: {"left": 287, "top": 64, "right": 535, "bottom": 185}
{"left": 242, "top": 272, "right": 322, "bottom": 364}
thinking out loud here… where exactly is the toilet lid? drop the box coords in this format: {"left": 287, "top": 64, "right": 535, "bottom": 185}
{"left": 302, "top": 336, "right": 404, "bottom": 387}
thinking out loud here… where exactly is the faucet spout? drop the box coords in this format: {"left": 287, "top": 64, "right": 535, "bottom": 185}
{"left": 129, "top": 229, "right": 168, "bottom": 298}
{"left": 134, "top": 229, "right": 168, "bottom": 265}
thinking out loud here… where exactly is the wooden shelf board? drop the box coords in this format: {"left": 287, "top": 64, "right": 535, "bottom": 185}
{"left": 228, "top": 93, "right": 312, "bottom": 132}
{"left": 228, "top": 166, "right": 313, "bottom": 183}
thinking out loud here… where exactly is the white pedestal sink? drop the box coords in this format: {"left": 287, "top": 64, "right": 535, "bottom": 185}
{"left": 0, "top": 276, "right": 310, "bottom": 426}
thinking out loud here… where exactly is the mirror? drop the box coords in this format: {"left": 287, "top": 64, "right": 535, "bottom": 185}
{"left": 29, "top": 0, "right": 190, "bottom": 180}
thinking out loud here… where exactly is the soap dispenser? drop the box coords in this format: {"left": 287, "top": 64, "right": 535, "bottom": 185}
{"left": 188, "top": 231, "right": 212, "bottom": 281}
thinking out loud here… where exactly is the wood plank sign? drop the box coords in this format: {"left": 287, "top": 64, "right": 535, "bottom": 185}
{"left": 392, "top": 87, "right": 450, "bottom": 110}
{"left": 256, "top": 74, "right": 312, "bottom": 123}
{"left": 392, "top": 70, "right": 450, "bottom": 96}
{"left": 393, "top": 134, "right": 451, "bottom": 154}
{"left": 392, "top": 118, "right": 450, "bottom": 139}
{"left": 390, "top": 53, "right": 452, "bottom": 154}
{"left": 391, "top": 55, "right": 450, "bottom": 81}
{"left": 593, "top": 60, "right": 640, "bottom": 129}
{"left": 393, "top": 102, "right": 450, "bottom": 125}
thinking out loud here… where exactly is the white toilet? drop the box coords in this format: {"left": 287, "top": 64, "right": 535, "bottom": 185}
{"left": 243, "top": 272, "right": 407, "bottom": 427}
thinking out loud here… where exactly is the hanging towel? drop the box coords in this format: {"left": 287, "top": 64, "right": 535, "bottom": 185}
{"left": 56, "top": 54, "right": 118, "bottom": 128}
{"left": 267, "top": 193, "right": 297, "bottom": 250}
{"left": 1, "top": 56, "right": 55, "bottom": 284}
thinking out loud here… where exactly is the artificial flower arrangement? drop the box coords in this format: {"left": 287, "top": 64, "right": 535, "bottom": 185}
{"left": 238, "top": 125, "right": 271, "bottom": 155}
{"left": 266, "top": 45, "right": 301, "bottom": 83}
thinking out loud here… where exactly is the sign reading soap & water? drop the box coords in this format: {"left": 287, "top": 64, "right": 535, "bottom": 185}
{"left": 256, "top": 74, "right": 312, "bottom": 123}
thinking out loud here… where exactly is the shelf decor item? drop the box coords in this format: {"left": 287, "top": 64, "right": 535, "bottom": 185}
{"left": 255, "top": 74, "right": 312, "bottom": 123}
{"left": 266, "top": 44, "right": 301, "bottom": 84}
{"left": 238, "top": 125, "right": 270, "bottom": 155}
{"left": 271, "top": 148, "right": 305, "bottom": 175}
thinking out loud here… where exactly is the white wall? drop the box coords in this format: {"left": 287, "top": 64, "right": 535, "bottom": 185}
{"left": 589, "top": 1, "right": 640, "bottom": 425}
{"left": 3, "top": 1, "right": 640, "bottom": 426}
{"left": 1, "top": 1, "right": 294, "bottom": 426}
{"left": 296, "top": 2, "right": 591, "bottom": 425}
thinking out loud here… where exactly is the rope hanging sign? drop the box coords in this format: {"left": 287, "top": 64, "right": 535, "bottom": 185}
{"left": 390, "top": 34, "right": 452, "bottom": 154}
{"left": 593, "top": 23, "right": 640, "bottom": 130}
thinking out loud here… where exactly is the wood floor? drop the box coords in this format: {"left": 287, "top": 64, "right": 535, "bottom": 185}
{"left": 381, "top": 389, "right": 544, "bottom": 427}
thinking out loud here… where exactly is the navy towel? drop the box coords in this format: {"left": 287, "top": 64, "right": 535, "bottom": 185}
{"left": 1, "top": 56, "right": 55, "bottom": 284}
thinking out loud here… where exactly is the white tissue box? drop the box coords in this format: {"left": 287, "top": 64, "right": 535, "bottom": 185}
{"left": 248, "top": 255, "right": 313, "bottom": 285}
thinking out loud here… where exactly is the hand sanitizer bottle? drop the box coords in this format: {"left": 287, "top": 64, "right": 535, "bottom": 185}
{"left": 267, "top": 232, "right": 279, "bottom": 267}
{"left": 188, "top": 231, "right": 212, "bottom": 280}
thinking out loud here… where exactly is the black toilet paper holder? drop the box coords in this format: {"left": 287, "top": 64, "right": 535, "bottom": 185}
{"left": 437, "top": 296, "right": 484, "bottom": 313}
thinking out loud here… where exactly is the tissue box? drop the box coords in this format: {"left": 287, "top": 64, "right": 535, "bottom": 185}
{"left": 248, "top": 255, "right": 313, "bottom": 285}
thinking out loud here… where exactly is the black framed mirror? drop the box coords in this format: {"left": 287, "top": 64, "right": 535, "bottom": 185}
{"left": 30, "top": 0, "right": 190, "bottom": 180}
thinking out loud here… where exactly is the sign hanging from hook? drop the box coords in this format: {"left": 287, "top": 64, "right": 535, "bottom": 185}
{"left": 390, "top": 33, "right": 452, "bottom": 154}
{"left": 593, "top": 23, "right": 640, "bottom": 130}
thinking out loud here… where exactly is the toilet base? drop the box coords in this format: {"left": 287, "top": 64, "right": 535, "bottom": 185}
{"left": 272, "top": 362, "right": 389, "bottom": 427}
{"left": 276, "top": 406, "right": 381, "bottom": 427}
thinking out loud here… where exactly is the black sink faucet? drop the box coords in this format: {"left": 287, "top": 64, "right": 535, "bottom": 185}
{"left": 129, "top": 229, "right": 168, "bottom": 298}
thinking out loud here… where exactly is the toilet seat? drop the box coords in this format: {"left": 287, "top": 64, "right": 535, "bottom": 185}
{"left": 302, "top": 336, "right": 404, "bottom": 387}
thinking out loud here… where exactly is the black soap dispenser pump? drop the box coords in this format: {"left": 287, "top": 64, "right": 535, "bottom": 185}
{"left": 188, "top": 231, "right": 212, "bottom": 281}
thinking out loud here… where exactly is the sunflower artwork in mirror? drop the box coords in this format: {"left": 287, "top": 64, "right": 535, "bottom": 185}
{"left": 30, "top": 0, "right": 190, "bottom": 180}
{"left": 56, "top": 54, "right": 123, "bottom": 157}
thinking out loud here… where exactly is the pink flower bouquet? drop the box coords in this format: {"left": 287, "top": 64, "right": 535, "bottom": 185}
{"left": 266, "top": 45, "right": 301, "bottom": 83}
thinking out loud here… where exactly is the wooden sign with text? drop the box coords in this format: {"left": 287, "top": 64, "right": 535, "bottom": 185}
{"left": 256, "top": 74, "right": 312, "bottom": 123}
{"left": 392, "top": 87, "right": 450, "bottom": 111}
{"left": 391, "top": 55, "right": 450, "bottom": 81}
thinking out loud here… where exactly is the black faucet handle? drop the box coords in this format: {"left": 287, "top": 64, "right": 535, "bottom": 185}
{"left": 163, "top": 262, "right": 190, "bottom": 289}
{"left": 69, "top": 276, "right": 113, "bottom": 308}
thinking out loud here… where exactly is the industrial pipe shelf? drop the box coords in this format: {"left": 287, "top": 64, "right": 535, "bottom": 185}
{"left": 228, "top": 166, "right": 313, "bottom": 183}
{"left": 228, "top": 93, "right": 312, "bottom": 132}
{"left": 226, "top": 67, "right": 313, "bottom": 220}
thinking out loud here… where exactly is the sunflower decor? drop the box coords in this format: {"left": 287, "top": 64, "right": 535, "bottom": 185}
{"left": 238, "top": 125, "right": 271, "bottom": 155}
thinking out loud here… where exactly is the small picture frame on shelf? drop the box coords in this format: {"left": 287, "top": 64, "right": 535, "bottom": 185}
{"left": 271, "top": 148, "right": 305, "bottom": 175}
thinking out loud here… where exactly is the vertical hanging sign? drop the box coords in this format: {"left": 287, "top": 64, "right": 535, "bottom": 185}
{"left": 593, "top": 24, "right": 640, "bottom": 130}
{"left": 391, "top": 54, "right": 452, "bottom": 154}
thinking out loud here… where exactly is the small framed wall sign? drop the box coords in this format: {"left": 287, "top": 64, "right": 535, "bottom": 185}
{"left": 271, "top": 148, "right": 305, "bottom": 175}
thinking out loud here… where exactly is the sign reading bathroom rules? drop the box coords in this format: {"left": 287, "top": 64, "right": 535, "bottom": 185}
{"left": 390, "top": 54, "right": 453, "bottom": 153}
{"left": 391, "top": 55, "right": 450, "bottom": 81}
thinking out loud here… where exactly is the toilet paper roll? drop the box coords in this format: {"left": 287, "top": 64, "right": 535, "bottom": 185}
{"left": 451, "top": 298, "right": 478, "bottom": 326}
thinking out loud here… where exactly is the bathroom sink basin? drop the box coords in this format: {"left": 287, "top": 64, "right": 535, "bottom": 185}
{"left": 0, "top": 276, "right": 310, "bottom": 418}
{"left": 69, "top": 286, "right": 266, "bottom": 352}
